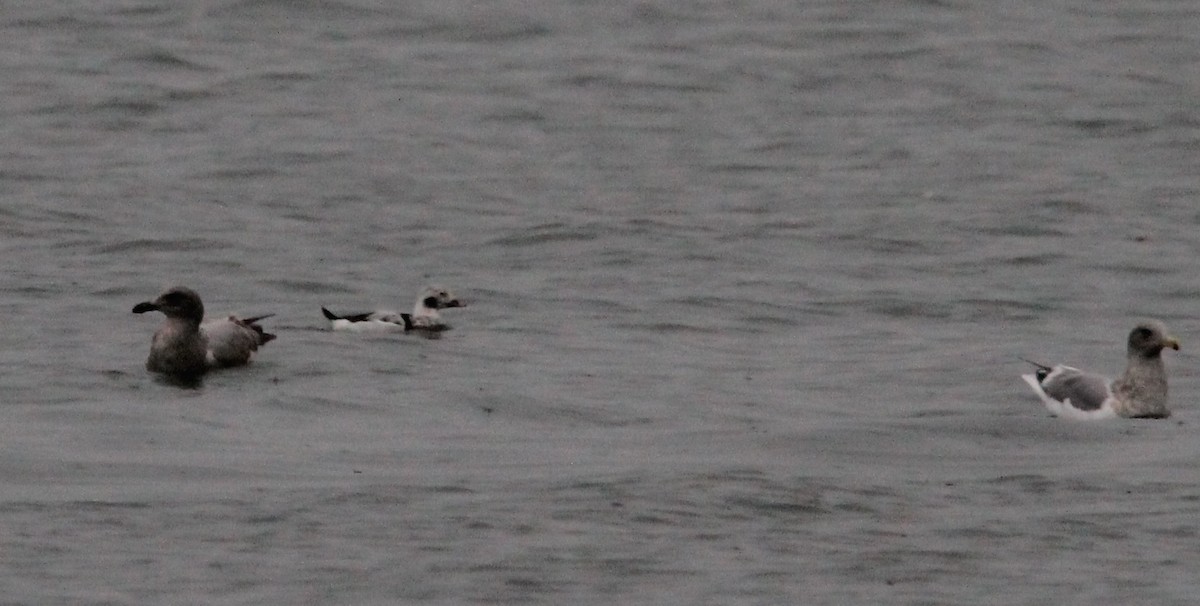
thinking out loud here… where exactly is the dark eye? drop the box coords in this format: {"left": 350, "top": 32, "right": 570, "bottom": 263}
{"left": 1136, "top": 327, "right": 1154, "bottom": 339}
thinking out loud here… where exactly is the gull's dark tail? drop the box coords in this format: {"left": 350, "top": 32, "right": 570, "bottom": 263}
{"left": 235, "top": 314, "right": 276, "bottom": 345}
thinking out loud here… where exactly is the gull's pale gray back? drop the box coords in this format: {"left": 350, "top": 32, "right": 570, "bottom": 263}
{"left": 1040, "top": 369, "right": 1112, "bottom": 412}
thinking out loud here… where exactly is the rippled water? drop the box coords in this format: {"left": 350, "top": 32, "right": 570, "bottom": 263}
{"left": 4, "top": 0, "right": 1200, "bottom": 603}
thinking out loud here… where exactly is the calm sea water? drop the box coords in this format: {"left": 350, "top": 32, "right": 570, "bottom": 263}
{"left": 4, "top": 0, "right": 1200, "bottom": 603}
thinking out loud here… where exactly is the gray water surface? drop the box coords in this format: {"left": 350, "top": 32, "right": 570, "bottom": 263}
{"left": 4, "top": 0, "right": 1200, "bottom": 603}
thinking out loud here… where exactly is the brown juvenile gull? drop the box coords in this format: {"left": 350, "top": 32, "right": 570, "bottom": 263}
{"left": 321, "top": 285, "right": 464, "bottom": 333}
{"left": 1021, "top": 320, "right": 1180, "bottom": 419}
{"left": 132, "top": 286, "right": 275, "bottom": 381}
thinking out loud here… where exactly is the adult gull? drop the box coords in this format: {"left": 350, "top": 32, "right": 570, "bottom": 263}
{"left": 1021, "top": 320, "right": 1180, "bottom": 419}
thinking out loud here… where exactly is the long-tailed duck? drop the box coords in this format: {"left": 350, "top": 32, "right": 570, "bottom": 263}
{"left": 322, "top": 285, "right": 464, "bottom": 333}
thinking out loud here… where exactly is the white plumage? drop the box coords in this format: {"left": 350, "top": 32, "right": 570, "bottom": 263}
{"left": 322, "top": 285, "right": 464, "bottom": 333}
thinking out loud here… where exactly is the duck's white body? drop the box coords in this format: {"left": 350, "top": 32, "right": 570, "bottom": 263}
{"left": 323, "top": 285, "right": 464, "bottom": 333}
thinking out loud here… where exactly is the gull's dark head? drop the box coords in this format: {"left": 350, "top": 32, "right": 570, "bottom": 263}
{"left": 133, "top": 286, "right": 205, "bottom": 324}
{"left": 1128, "top": 320, "right": 1180, "bottom": 358}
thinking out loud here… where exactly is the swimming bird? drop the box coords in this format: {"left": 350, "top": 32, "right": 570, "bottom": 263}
{"left": 322, "top": 285, "right": 464, "bottom": 333}
{"left": 1021, "top": 320, "right": 1180, "bottom": 419}
{"left": 132, "top": 286, "right": 275, "bottom": 381}
{"left": 320, "top": 307, "right": 413, "bottom": 333}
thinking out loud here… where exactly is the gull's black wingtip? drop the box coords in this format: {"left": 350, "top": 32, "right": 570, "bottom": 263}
{"left": 1018, "top": 357, "right": 1054, "bottom": 383}
{"left": 1018, "top": 356, "right": 1052, "bottom": 372}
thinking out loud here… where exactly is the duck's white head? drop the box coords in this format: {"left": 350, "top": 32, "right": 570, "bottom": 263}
{"left": 413, "top": 285, "right": 464, "bottom": 317}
